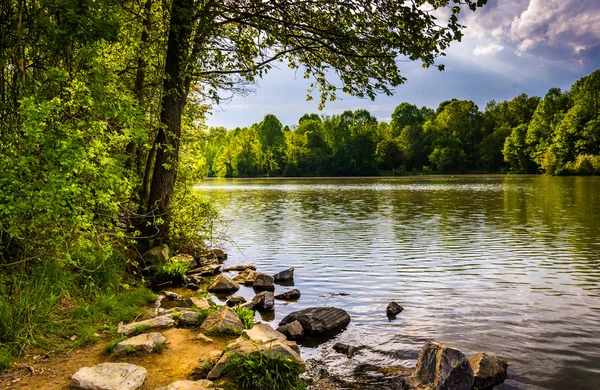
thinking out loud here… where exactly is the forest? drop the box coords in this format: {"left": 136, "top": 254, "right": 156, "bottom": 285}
{"left": 203, "top": 69, "right": 600, "bottom": 177}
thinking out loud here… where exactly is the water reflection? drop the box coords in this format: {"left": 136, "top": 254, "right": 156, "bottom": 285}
{"left": 195, "top": 176, "right": 600, "bottom": 389}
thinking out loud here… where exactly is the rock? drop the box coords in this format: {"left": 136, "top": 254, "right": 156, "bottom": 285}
{"left": 170, "top": 254, "right": 197, "bottom": 268}
{"left": 154, "top": 379, "right": 215, "bottom": 390}
{"left": 226, "top": 295, "right": 247, "bottom": 307}
{"left": 143, "top": 244, "right": 170, "bottom": 265}
{"left": 332, "top": 342, "right": 361, "bottom": 359}
{"left": 276, "top": 320, "right": 304, "bottom": 340}
{"left": 274, "top": 289, "right": 301, "bottom": 300}
{"left": 240, "top": 301, "right": 256, "bottom": 311}
{"left": 178, "top": 309, "right": 201, "bottom": 326}
{"left": 71, "top": 363, "right": 147, "bottom": 390}
{"left": 386, "top": 301, "right": 403, "bottom": 318}
{"left": 207, "top": 275, "right": 239, "bottom": 294}
{"left": 188, "top": 297, "right": 212, "bottom": 310}
{"left": 232, "top": 269, "right": 259, "bottom": 285}
{"left": 210, "top": 248, "right": 228, "bottom": 261}
{"left": 405, "top": 341, "right": 474, "bottom": 390}
{"left": 207, "top": 338, "right": 304, "bottom": 380}
{"left": 279, "top": 307, "right": 351, "bottom": 335}
{"left": 252, "top": 291, "right": 274, "bottom": 312}
{"left": 196, "top": 333, "right": 214, "bottom": 343}
{"left": 242, "top": 323, "right": 287, "bottom": 343}
{"left": 186, "top": 283, "right": 200, "bottom": 291}
{"left": 187, "top": 264, "right": 221, "bottom": 276}
{"left": 187, "top": 275, "right": 205, "bottom": 284}
{"left": 117, "top": 316, "right": 176, "bottom": 336}
{"left": 114, "top": 332, "right": 167, "bottom": 354}
{"left": 469, "top": 352, "right": 508, "bottom": 390}
{"left": 197, "top": 256, "right": 220, "bottom": 267}
{"left": 200, "top": 306, "right": 244, "bottom": 335}
{"left": 164, "top": 291, "right": 181, "bottom": 301}
{"left": 222, "top": 264, "right": 256, "bottom": 272}
{"left": 253, "top": 273, "right": 275, "bottom": 291}
{"left": 273, "top": 267, "right": 294, "bottom": 283}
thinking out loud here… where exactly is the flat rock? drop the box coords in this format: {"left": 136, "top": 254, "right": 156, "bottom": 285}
{"left": 200, "top": 306, "right": 244, "bottom": 335}
{"left": 222, "top": 264, "right": 256, "bottom": 272}
{"left": 188, "top": 297, "right": 212, "bottom": 310}
{"left": 188, "top": 264, "right": 221, "bottom": 276}
{"left": 386, "top": 301, "right": 404, "bottom": 318}
{"left": 117, "top": 316, "right": 176, "bottom": 336}
{"left": 71, "top": 362, "right": 147, "bottom": 390}
{"left": 242, "top": 323, "right": 287, "bottom": 343}
{"left": 178, "top": 309, "right": 201, "bottom": 326}
{"left": 469, "top": 352, "right": 508, "bottom": 390}
{"left": 273, "top": 267, "right": 294, "bottom": 283}
{"left": 170, "top": 254, "right": 197, "bottom": 268}
{"left": 277, "top": 320, "right": 304, "bottom": 340}
{"left": 252, "top": 291, "right": 274, "bottom": 312}
{"left": 405, "top": 341, "right": 474, "bottom": 390}
{"left": 253, "top": 273, "right": 275, "bottom": 291}
{"left": 154, "top": 379, "right": 215, "bottom": 390}
{"left": 114, "top": 333, "right": 167, "bottom": 354}
{"left": 226, "top": 295, "right": 247, "bottom": 307}
{"left": 207, "top": 275, "right": 239, "bottom": 293}
{"left": 232, "top": 269, "right": 259, "bottom": 285}
{"left": 274, "top": 289, "right": 301, "bottom": 300}
{"left": 143, "top": 245, "right": 169, "bottom": 265}
{"left": 279, "top": 307, "right": 351, "bottom": 335}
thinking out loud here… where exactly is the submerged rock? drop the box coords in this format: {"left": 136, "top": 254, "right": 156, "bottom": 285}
{"left": 274, "top": 289, "right": 301, "bottom": 300}
{"left": 405, "top": 341, "right": 474, "bottom": 390}
{"left": 253, "top": 273, "right": 275, "bottom": 291}
{"left": 469, "top": 352, "right": 508, "bottom": 389}
{"left": 117, "top": 316, "right": 176, "bottom": 336}
{"left": 207, "top": 274, "right": 239, "bottom": 294}
{"left": 242, "top": 323, "right": 287, "bottom": 343}
{"left": 200, "top": 306, "right": 244, "bottom": 335}
{"left": 386, "top": 301, "right": 403, "bottom": 318}
{"left": 332, "top": 342, "right": 361, "bottom": 359}
{"left": 273, "top": 267, "right": 294, "bottom": 283}
{"left": 252, "top": 291, "right": 275, "bottom": 311}
{"left": 279, "top": 307, "right": 351, "bottom": 335}
{"left": 277, "top": 320, "right": 304, "bottom": 340}
{"left": 71, "top": 362, "right": 147, "bottom": 390}
{"left": 155, "top": 379, "right": 215, "bottom": 390}
{"left": 142, "top": 244, "right": 169, "bottom": 265}
{"left": 114, "top": 332, "right": 167, "bottom": 354}
{"left": 222, "top": 264, "right": 256, "bottom": 272}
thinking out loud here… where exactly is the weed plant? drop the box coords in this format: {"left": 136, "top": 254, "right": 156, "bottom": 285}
{"left": 223, "top": 351, "right": 306, "bottom": 390}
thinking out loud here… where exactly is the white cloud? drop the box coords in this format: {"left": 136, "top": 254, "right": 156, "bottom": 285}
{"left": 473, "top": 43, "right": 505, "bottom": 56}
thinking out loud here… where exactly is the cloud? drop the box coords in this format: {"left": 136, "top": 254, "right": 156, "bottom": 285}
{"left": 473, "top": 43, "right": 504, "bottom": 56}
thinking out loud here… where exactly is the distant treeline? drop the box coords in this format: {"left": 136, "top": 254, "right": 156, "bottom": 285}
{"left": 202, "top": 70, "right": 600, "bottom": 177}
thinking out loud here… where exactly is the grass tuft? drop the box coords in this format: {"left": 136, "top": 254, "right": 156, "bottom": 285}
{"left": 223, "top": 351, "right": 306, "bottom": 390}
{"left": 232, "top": 305, "right": 255, "bottom": 330}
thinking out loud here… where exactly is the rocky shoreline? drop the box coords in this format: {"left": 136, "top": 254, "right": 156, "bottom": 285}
{"left": 66, "top": 245, "right": 508, "bottom": 390}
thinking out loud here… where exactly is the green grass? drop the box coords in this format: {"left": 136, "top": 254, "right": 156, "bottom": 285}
{"left": 223, "top": 351, "right": 306, "bottom": 390}
{"left": 232, "top": 305, "right": 255, "bottom": 330}
{"left": 150, "top": 261, "right": 189, "bottom": 285}
{"left": 130, "top": 325, "right": 152, "bottom": 336}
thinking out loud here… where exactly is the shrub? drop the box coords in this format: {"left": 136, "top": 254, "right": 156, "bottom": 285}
{"left": 224, "top": 351, "right": 306, "bottom": 390}
{"left": 567, "top": 154, "right": 600, "bottom": 175}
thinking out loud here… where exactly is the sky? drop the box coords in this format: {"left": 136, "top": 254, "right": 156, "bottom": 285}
{"left": 206, "top": 0, "right": 600, "bottom": 129}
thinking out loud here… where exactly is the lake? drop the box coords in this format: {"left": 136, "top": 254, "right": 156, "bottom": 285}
{"left": 194, "top": 176, "right": 600, "bottom": 390}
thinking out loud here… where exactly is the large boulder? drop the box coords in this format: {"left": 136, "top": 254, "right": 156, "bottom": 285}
{"left": 222, "top": 264, "right": 256, "bottom": 272}
{"left": 117, "top": 316, "right": 176, "bottom": 336}
{"left": 386, "top": 301, "right": 403, "bottom": 318}
{"left": 242, "top": 323, "right": 287, "bottom": 343}
{"left": 200, "top": 306, "right": 244, "bottom": 335}
{"left": 276, "top": 320, "right": 304, "bottom": 340}
{"left": 143, "top": 245, "right": 169, "bottom": 265}
{"left": 114, "top": 332, "right": 167, "bottom": 354}
{"left": 469, "top": 352, "right": 508, "bottom": 389}
{"left": 207, "top": 275, "right": 239, "bottom": 294}
{"left": 71, "top": 363, "right": 147, "bottom": 390}
{"left": 253, "top": 273, "right": 275, "bottom": 291}
{"left": 279, "top": 307, "right": 350, "bottom": 335}
{"left": 273, "top": 267, "right": 294, "bottom": 283}
{"left": 252, "top": 291, "right": 274, "bottom": 312}
{"left": 274, "top": 289, "right": 301, "bottom": 300}
{"left": 405, "top": 341, "right": 474, "bottom": 390}
{"left": 154, "top": 379, "right": 215, "bottom": 390}
{"left": 233, "top": 269, "right": 259, "bottom": 285}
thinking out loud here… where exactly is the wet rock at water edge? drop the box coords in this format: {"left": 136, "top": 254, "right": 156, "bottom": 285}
{"left": 71, "top": 363, "right": 147, "bottom": 390}
{"left": 332, "top": 342, "right": 361, "bottom": 359}
{"left": 386, "top": 301, "right": 403, "bottom": 318}
{"left": 155, "top": 379, "right": 215, "bottom": 390}
{"left": 210, "top": 248, "right": 228, "bottom": 262}
{"left": 200, "top": 306, "right": 245, "bottom": 335}
{"left": 252, "top": 291, "right": 275, "bottom": 311}
{"left": 279, "top": 307, "right": 351, "bottom": 335}
{"left": 222, "top": 263, "right": 256, "bottom": 272}
{"left": 404, "top": 341, "right": 473, "bottom": 390}
{"left": 240, "top": 301, "right": 256, "bottom": 311}
{"left": 187, "top": 275, "right": 205, "bottom": 285}
{"left": 277, "top": 320, "right": 304, "bottom": 340}
{"left": 188, "top": 264, "right": 221, "bottom": 276}
{"left": 142, "top": 244, "right": 169, "bottom": 265}
{"left": 242, "top": 323, "right": 287, "bottom": 343}
{"left": 117, "top": 316, "right": 176, "bottom": 336}
{"left": 274, "top": 288, "right": 301, "bottom": 300}
{"left": 226, "top": 295, "right": 247, "bottom": 307}
{"left": 164, "top": 291, "right": 181, "bottom": 301}
{"left": 207, "top": 274, "right": 239, "bottom": 294}
{"left": 253, "top": 273, "right": 275, "bottom": 291}
{"left": 273, "top": 267, "right": 294, "bottom": 283}
{"left": 232, "top": 269, "right": 259, "bottom": 285}
{"left": 114, "top": 332, "right": 167, "bottom": 354}
{"left": 469, "top": 352, "right": 508, "bottom": 389}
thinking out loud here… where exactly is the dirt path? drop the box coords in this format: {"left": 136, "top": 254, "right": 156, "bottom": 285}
{"left": 0, "top": 328, "right": 236, "bottom": 389}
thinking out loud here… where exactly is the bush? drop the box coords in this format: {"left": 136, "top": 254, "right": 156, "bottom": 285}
{"left": 224, "top": 351, "right": 306, "bottom": 390}
{"left": 150, "top": 261, "right": 189, "bottom": 285}
{"left": 567, "top": 154, "right": 600, "bottom": 175}
{"left": 232, "top": 305, "right": 256, "bottom": 330}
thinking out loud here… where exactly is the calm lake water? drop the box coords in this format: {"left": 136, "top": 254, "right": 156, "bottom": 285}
{"left": 195, "top": 176, "right": 600, "bottom": 390}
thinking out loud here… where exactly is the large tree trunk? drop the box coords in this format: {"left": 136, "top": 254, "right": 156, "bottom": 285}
{"left": 144, "top": 0, "right": 194, "bottom": 243}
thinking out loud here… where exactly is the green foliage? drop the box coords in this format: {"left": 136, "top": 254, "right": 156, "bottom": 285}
{"left": 224, "top": 351, "right": 306, "bottom": 390}
{"left": 103, "top": 335, "right": 126, "bottom": 354}
{"left": 233, "top": 306, "right": 256, "bottom": 330}
{"left": 190, "top": 360, "right": 217, "bottom": 380}
{"left": 566, "top": 155, "right": 600, "bottom": 175}
{"left": 169, "top": 192, "right": 219, "bottom": 257}
{"left": 130, "top": 325, "right": 153, "bottom": 336}
{"left": 150, "top": 260, "right": 190, "bottom": 285}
